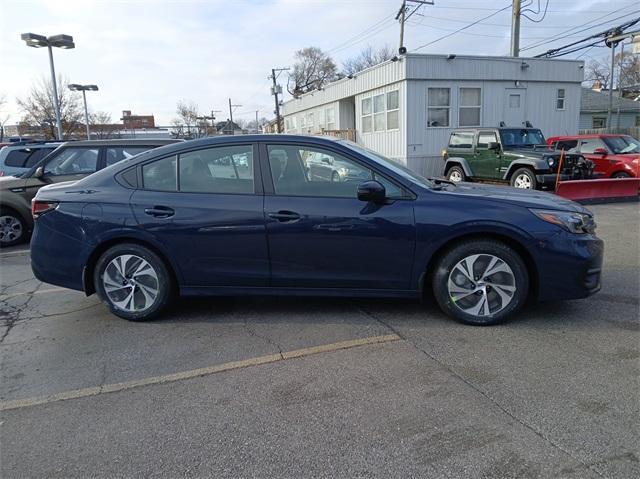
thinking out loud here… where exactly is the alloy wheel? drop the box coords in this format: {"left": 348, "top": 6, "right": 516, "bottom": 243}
{"left": 102, "top": 254, "right": 159, "bottom": 312}
{"left": 0, "top": 215, "right": 23, "bottom": 244}
{"left": 513, "top": 173, "right": 532, "bottom": 189}
{"left": 448, "top": 170, "right": 463, "bottom": 182}
{"left": 447, "top": 254, "right": 517, "bottom": 317}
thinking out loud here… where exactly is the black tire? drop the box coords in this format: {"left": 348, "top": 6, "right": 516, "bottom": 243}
{"left": 612, "top": 172, "right": 631, "bottom": 179}
{"left": 432, "top": 240, "right": 529, "bottom": 326}
{"left": 446, "top": 165, "right": 466, "bottom": 183}
{"left": 510, "top": 168, "right": 537, "bottom": 190}
{"left": 0, "top": 207, "right": 27, "bottom": 247}
{"left": 94, "top": 243, "right": 173, "bottom": 321}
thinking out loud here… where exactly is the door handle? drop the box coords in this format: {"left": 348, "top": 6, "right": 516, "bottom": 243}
{"left": 268, "top": 211, "right": 301, "bottom": 222}
{"left": 144, "top": 206, "right": 175, "bottom": 218}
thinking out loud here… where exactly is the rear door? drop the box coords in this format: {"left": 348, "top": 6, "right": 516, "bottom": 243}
{"left": 261, "top": 141, "right": 415, "bottom": 290}
{"left": 130, "top": 143, "right": 269, "bottom": 287}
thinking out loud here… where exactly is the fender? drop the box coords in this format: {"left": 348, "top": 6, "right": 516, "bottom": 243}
{"left": 503, "top": 159, "right": 548, "bottom": 180}
{"left": 411, "top": 220, "right": 537, "bottom": 289}
{"left": 444, "top": 157, "right": 474, "bottom": 177}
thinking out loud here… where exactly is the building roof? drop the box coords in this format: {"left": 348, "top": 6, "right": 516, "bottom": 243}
{"left": 581, "top": 88, "right": 640, "bottom": 113}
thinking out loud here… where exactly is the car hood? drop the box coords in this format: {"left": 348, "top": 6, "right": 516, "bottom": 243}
{"left": 504, "top": 147, "right": 560, "bottom": 158}
{"left": 447, "top": 182, "right": 590, "bottom": 214}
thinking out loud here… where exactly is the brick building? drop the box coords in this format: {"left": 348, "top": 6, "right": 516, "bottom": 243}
{"left": 121, "top": 110, "right": 155, "bottom": 129}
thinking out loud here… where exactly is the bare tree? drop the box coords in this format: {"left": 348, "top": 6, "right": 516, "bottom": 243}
{"left": 585, "top": 50, "right": 640, "bottom": 95}
{"left": 0, "top": 94, "right": 10, "bottom": 142}
{"left": 89, "top": 111, "right": 120, "bottom": 139}
{"left": 287, "top": 47, "right": 339, "bottom": 98}
{"left": 171, "top": 100, "right": 213, "bottom": 138}
{"left": 16, "top": 76, "right": 83, "bottom": 139}
{"left": 342, "top": 44, "right": 395, "bottom": 76}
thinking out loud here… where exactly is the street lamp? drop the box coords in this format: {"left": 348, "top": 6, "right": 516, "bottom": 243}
{"left": 21, "top": 33, "right": 75, "bottom": 141}
{"left": 69, "top": 84, "right": 99, "bottom": 139}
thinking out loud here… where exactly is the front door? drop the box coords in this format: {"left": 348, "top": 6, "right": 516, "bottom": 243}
{"left": 474, "top": 131, "right": 501, "bottom": 178}
{"left": 130, "top": 143, "right": 269, "bottom": 287}
{"left": 262, "top": 142, "right": 415, "bottom": 290}
{"left": 504, "top": 89, "right": 526, "bottom": 127}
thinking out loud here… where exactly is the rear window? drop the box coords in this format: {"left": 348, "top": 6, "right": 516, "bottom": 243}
{"left": 4, "top": 149, "right": 30, "bottom": 167}
{"left": 448, "top": 131, "right": 474, "bottom": 148}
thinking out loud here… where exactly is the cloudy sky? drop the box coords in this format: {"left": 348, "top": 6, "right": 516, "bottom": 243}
{"left": 0, "top": 0, "right": 636, "bottom": 126}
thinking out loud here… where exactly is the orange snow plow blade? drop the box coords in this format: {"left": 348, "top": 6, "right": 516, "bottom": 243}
{"left": 555, "top": 178, "right": 640, "bottom": 203}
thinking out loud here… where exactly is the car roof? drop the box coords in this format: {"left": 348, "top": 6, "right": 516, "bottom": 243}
{"left": 2, "top": 141, "right": 63, "bottom": 149}
{"left": 548, "top": 134, "right": 627, "bottom": 140}
{"left": 57, "top": 139, "right": 181, "bottom": 147}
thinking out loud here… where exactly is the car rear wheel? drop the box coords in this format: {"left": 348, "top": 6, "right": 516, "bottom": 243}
{"left": 432, "top": 240, "right": 529, "bottom": 326}
{"left": 612, "top": 172, "right": 631, "bottom": 179}
{"left": 0, "top": 208, "right": 27, "bottom": 247}
{"left": 510, "top": 168, "right": 537, "bottom": 190}
{"left": 94, "top": 243, "right": 173, "bottom": 321}
{"left": 446, "top": 166, "right": 466, "bottom": 183}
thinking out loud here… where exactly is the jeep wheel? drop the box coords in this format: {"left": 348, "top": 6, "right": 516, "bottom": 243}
{"left": 447, "top": 166, "right": 466, "bottom": 183}
{"left": 432, "top": 240, "right": 529, "bottom": 326}
{"left": 510, "top": 168, "right": 537, "bottom": 190}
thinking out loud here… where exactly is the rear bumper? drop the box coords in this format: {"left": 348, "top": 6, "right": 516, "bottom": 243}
{"left": 533, "top": 231, "right": 604, "bottom": 301}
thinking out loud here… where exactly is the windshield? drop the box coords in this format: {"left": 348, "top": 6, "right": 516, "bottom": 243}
{"left": 603, "top": 136, "right": 640, "bottom": 154}
{"left": 499, "top": 129, "right": 546, "bottom": 147}
{"left": 340, "top": 140, "right": 433, "bottom": 188}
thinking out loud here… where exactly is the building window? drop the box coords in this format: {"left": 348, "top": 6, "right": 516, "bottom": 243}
{"left": 373, "top": 94, "right": 385, "bottom": 131}
{"left": 592, "top": 117, "right": 606, "bottom": 128}
{"left": 326, "top": 107, "right": 336, "bottom": 130}
{"left": 459, "top": 88, "right": 481, "bottom": 127}
{"left": 556, "top": 89, "right": 566, "bottom": 110}
{"left": 427, "top": 88, "right": 450, "bottom": 127}
{"left": 361, "top": 98, "right": 372, "bottom": 133}
{"left": 386, "top": 91, "right": 399, "bottom": 130}
{"left": 307, "top": 112, "right": 314, "bottom": 131}
{"left": 635, "top": 115, "right": 640, "bottom": 127}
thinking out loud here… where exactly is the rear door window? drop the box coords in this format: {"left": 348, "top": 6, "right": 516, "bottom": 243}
{"left": 179, "top": 145, "right": 254, "bottom": 194}
{"left": 477, "top": 132, "right": 498, "bottom": 149}
{"left": 142, "top": 156, "right": 178, "bottom": 191}
{"left": 105, "top": 146, "right": 154, "bottom": 167}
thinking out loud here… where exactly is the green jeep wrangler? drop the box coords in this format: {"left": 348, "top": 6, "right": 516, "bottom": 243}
{"left": 442, "top": 127, "right": 594, "bottom": 190}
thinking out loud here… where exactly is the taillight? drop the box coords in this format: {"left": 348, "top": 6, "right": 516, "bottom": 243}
{"left": 31, "top": 199, "right": 58, "bottom": 219}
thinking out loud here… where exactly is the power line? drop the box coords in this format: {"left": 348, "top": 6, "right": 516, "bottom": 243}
{"left": 410, "top": 4, "right": 512, "bottom": 53}
{"left": 326, "top": 12, "right": 397, "bottom": 55}
{"left": 520, "top": 5, "right": 639, "bottom": 52}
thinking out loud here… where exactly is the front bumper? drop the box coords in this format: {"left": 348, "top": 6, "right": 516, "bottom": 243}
{"left": 533, "top": 231, "right": 604, "bottom": 301}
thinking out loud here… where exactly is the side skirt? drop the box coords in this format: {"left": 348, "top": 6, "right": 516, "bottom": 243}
{"left": 180, "top": 286, "right": 419, "bottom": 299}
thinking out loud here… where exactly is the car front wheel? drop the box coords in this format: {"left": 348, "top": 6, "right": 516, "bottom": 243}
{"left": 432, "top": 240, "right": 529, "bottom": 326}
{"left": 446, "top": 165, "right": 466, "bottom": 183}
{"left": 510, "top": 168, "right": 537, "bottom": 190}
{"left": 94, "top": 243, "right": 173, "bottom": 321}
{"left": 612, "top": 172, "right": 630, "bottom": 179}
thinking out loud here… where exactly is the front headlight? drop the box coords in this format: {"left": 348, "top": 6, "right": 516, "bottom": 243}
{"left": 546, "top": 156, "right": 555, "bottom": 167}
{"left": 530, "top": 209, "right": 595, "bottom": 234}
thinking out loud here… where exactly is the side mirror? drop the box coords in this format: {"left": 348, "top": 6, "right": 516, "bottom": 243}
{"left": 322, "top": 157, "right": 333, "bottom": 165}
{"left": 357, "top": 180, "right": 386, "bottom": 203}
{"left": 593, "top": 148, "right": 607, "bottom": 155}
{"left": 35, "top": 166, "right": 45, "bottom": 179}
{"left": 488, "top": 142, "right": 501, "bottom": 151}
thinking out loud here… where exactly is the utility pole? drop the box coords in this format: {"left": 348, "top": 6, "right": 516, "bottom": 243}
{"left": 616, "top": 41, "right": 625, "bottom": 129}
{"left": 510, "top": 0, "right": 522, "bottom": 57}
{"left": 270, "top": 67, "right": 289, "bottom": 133}
{"left": 603, "top": 28, "right": 638, "bottom": 130}
{"left": 228, "top": 98, "right": 242, "bottom": 135}
{"left": 196, "top": 109, "right": 220, "bottom": 136}
{"left": 255, "top": 110, "right": 259, "bottom": 133}
{"left": 396, "top": 0, "right": 434, "bottom": 54}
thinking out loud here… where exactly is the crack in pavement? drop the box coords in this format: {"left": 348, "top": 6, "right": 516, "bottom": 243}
{"left": 241, "top": 315, "right": 284, "bottom": 359}
{"left": 352, "top": 304, "right": 607, "bottom": 479}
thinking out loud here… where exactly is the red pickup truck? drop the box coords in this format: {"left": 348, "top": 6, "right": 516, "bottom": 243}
{"left": 547, "top": 134, "right": 640, "bottom": 178}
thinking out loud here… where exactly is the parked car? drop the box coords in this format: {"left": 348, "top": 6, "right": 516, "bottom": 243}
{"left": 442, "top": 127, "right": 594, "bottom": 190}
{"left": 0, "top": 139, "right": 179, "bottom": 246}
{"left": 546, "top": 134, "right": 640, "bottom": 178}
{"left": 305, "top": 150, "right": 371, "bottom": 182}
{"left": 30, "top": 135, "right": 603, "bottom": 326}
{"left": 0, "top": 141, "right": 62, "bottom": 177}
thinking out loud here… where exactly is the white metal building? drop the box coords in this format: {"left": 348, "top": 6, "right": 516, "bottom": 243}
{"left": 282, "top": 53, "right": 584, "bottom": 176}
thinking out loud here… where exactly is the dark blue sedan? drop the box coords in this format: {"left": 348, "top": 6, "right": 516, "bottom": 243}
{"left": 30, "top": 135, "right": 603, "bottom": 325}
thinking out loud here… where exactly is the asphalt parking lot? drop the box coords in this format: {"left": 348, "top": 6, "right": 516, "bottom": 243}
{"left": 1, "top": 202, "right": 638, "bottom": 478}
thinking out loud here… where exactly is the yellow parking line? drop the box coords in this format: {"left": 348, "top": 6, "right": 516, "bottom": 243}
{"left": 0, "top": 287, "right": 68, "bottom": 301}
{"left": 0, "top": 333, "right": 401, "bottom": 412}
